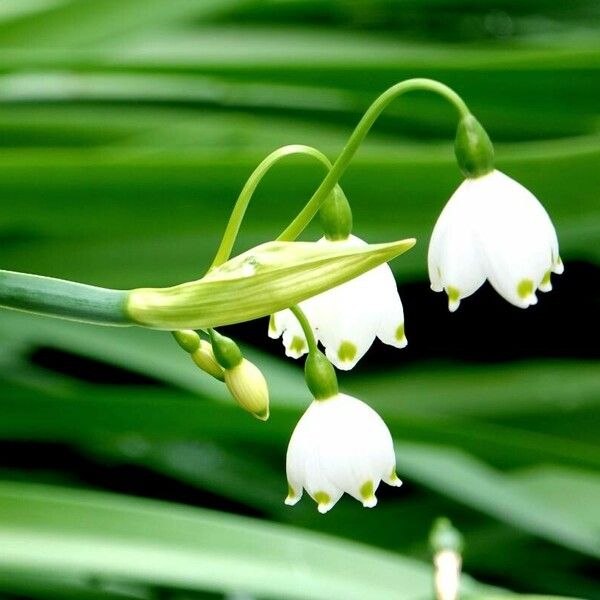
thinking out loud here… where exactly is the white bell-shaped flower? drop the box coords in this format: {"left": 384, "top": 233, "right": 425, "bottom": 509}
{"left": 285, "top": 393, "right": 402, "bottom": 513}
{"left": 269, "top": 235, "right": 406, "bottom": 370}
{"left": 428, "top": 170, "right": 563, "bottom": 311}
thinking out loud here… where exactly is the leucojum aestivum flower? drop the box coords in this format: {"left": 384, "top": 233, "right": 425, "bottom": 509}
{"left": 0, "top": 79, "right": 562, "bottom": 513}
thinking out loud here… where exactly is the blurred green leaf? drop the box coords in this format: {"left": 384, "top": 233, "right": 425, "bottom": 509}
{"left": 512, "top": 465, "right": 600, "bottom": 531}
{"left": 0, "top": 481, "right": 449, "bottom": 600}
{"left": 394, "top": 442, "right": 600, "bottom": 559}
{"left": 0, "top": 2, "right": 598, "bottom": 597}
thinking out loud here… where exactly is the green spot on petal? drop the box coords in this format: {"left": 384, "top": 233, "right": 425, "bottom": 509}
{"left": 290, "top": 335, "right": 306, "bottom": 354}
{"left": 447, "top": 286, "right": 460, "bottom": 303}
{"left": 395, "top": 323, "right": 405, "bottom": 341}
{"left": 360, "top": 480, "right": 374, "bottom": 501}
{"left": 268, "top": 314, "right": 277, "bottom": 332}
{"left": 541, "top": 271, "right": 551, "bottom": 286}
{"left": 314, "top": 491, "right": 331, "bottom": 505}
{"left": 337, "top": 340, "right": 357, "bottom": 362}
{"left": 390, "top": 469, "right": 400, "bottom": 482}
{"left": 287, "top": 484, "right": 296, "bottom": 500}
{"left": 517, "top": 278, "right": 534, "bottom": 299}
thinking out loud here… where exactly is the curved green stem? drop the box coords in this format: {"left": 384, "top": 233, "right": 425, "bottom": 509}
{"left": 293, "top": 305, "right": 339, "bottom": 400}
{"left": 0, "top": 270, "right": 129, "bottom": 326}
{"left": 209, "top": 144, "right": 333, "bottom": 269}
{"left": 289, "top": 304, "right": 318, "bottom": 355}
{"left": 278, "top": 78, "right": 470, "bottom": 242}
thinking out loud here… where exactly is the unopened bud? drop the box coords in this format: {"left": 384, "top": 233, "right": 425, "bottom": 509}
{"left": 192, "top": 340, "right": 225, "bottom": 381}
{"left": 434, "top": 550, "right": 461, "bottom": 600}
{"left": 172, "top": 329, "right": 200, "bottom": 353}
{"left": 430, "top": 518, "right": 463, "bottom": 600}
{"left": 209, "top": 329, "right": 243, "bottom": 369}
{"left": 224, "top": 358, "right": 270, "bottom": 421}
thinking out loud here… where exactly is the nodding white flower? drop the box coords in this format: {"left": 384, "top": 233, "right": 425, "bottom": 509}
{"left": 428, "top": 170, "right": 563, "bottom": 311}
{"left": 285, "top": 393, "right": 402, "bottom": 513}
{"left": 269, "top": 235, "right": 406, "bottom": 370}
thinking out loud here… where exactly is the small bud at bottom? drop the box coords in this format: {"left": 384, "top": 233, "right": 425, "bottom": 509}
{"left": 224, "top": 358, "right": 270, "bottom": 420}
{"left": 172, "top": 329, "right": 200, "bottom": 353}
{"left": 434, "top": 550, "right": 461, "bottom": 600}
{"left": 192, "top": 340, "right": 225, "bottom": 381}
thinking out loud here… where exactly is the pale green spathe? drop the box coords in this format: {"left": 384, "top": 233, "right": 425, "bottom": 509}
{"left": 126, "top": 238, "right": 415, "bottom": 329}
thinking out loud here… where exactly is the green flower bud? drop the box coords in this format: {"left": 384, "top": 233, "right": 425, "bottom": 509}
{"left": 429, "top": 517, "right": 464, "bottom": 554}
{"left": 172, "top": 329, "right": 200, "bottom": 353}
{"left": 208, "top": 329, "right": 242, "bottom": 370}
{"left": 126, "top": 239, "right": 415, "bottom": 330}
{"left": 191, "top": 340, "right": 225, "bottom": 381}
{"left": 319, "top": 185, "right": 353, "bottom": 241}
{"left": 224, "top": 358, "right": 270, "bottom": 421}
{"left": 454, "top": 114, "right": 494, "bottom": 178}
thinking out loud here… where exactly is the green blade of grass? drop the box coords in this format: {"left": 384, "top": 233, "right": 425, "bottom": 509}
{"left": 0, "top": 481, "right": 448, "bottom": 600}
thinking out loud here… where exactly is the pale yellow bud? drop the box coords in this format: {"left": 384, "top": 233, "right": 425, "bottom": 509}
{"left": 434, "top": 549, "right": 461, "bottom": 600}
{"left": 191, "top": 340, "right": 225, "bottom": 381}
{"left": 224, "top": 358, "right": 270, "bottom": 421}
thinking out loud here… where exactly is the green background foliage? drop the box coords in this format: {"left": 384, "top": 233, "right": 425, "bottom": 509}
{"left": 0, "top": 1, "right": 598, "bottom": 599}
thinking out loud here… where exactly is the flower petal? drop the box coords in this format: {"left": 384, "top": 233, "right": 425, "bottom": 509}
{"left": 373, "top": 263, "right": 408, "bottom": 348}
{"left": 269, "top": 308, "right": 311, "bottom": 359}
{"left": 428, "top": 179, "right": 486, "bottom": 311}
{"left": 300, "top": 236, "right": 380, "bottom": 370}
{"left": 473, "top": 171, "right": 558, "bottom": 308}
{"left": 267, "top": 313, "right": 283, "bottom": 339}
{"left": 314, "top": 395, "right": 397, "bottom": 503}
{"left": 285, "top": 400, "right": 342, "bottom": 512}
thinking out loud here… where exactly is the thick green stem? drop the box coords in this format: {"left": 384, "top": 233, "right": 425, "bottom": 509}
{"left": 278, "top": 78, "right": 470, "bottom": 241}
{"left": 0, "top": 270, "right": 130, "bottom": 326}
{"left": 209, "top": 144, "right": 333, "bottom": 269}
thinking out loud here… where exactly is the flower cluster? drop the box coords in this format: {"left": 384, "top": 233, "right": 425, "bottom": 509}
{"left": 0, "top": 79, "right": 565, "bottom": 516}
{"left": 275, "top": 127, "right": 562, "bottom": 513}
{"left": 169, "top": 82, "right": 563, "bottom": 515}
